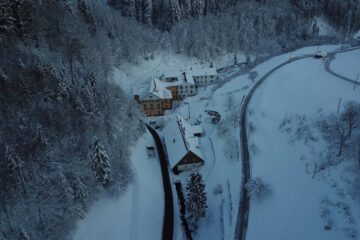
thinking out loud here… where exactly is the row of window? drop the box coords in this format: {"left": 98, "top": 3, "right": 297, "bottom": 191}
{"left": 143, "top": 103, "right": 161, "bottom": 110}
{"left": 179, "top": 90, "right": 194, "bottom": 95}
{"left": 194, "top": 75, "right": 215, "bottom": 80}
{"left": 147, "top": 110, "right": 162, "bottom": 115}
{"left": 179, "top": 85, "right": 195, "bottom": 89}
{"left": 196, "top": 79, "right": 215, "bottom": 85}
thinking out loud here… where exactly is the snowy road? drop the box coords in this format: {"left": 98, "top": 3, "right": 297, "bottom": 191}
{"left": 324, "top": 47, "right": 360, "bottom": 85}
{"left": 146, "top": 125, "right": 174, "bottom": 240}
{"left": 234, "top": 53, "right": 314, "bottom": 240}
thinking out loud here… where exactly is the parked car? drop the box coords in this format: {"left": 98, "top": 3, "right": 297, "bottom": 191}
{"left": 314, "top": 51, "right": 327, "bottom": 59}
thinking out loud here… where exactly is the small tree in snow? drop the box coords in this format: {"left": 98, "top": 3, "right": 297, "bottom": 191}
{"left": 341, "top": 101, "right": 359, "bottom": 138}
{"left": 18, "top": 227, "right": 29, "bottom": 240}
{"left": 5, "top": 145, "right": 26, "bottom": 191}
{"left": 245, "top": 177, "right": 271, "bottom": 201}
{"left": 91, "top": 139, "right": 112, "bottom": 185}
{"left": 249, "top": 71, "right": 258, "bottom": 82}
{"left": 320, "top": 114, "right": 350, "bottom": 157}
{"left": 186, "top": 171, "right": 207, "bottom": 233}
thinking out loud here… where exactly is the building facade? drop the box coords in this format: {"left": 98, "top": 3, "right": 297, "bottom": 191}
{"left": 134, "top": 67, "right": 218, "bottom": 116}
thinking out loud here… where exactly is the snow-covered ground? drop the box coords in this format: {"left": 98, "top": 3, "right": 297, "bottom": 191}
{"left": 245, "top": 48, "right": 360, "bottom": 239}
{"left": 161, "top": 83, "right": 250, "bottom": 240}
{"left": 330, "top": 48, "right": 360, "bottom": 81}
{"left": 74, "top": 44, "right": 360, "bottom": 240}
{"left": 315, "top": 16, "right": 338, "bottom": 36}
{"left": 73, "top": 131, "right": 164, "bottom": 240}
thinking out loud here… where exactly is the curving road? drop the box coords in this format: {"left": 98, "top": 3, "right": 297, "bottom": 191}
{"left": 234, "top": 46, "right": 360, "bottom": 240}
{"left": 324, "top": 47, "right": 360, "bottom": 85}
{"left": 146, "top": 125, "right": 174, "bottom": 240}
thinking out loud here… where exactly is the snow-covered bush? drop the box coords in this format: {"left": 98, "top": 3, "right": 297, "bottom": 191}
{"left": 245, "top": 177, "right": 271, "bottom": 201}
{"left": 213, "top": 184, "right": 223, "bottom": 195}
{"left": 224, "top": 138, "right": 239, "bottom": 160}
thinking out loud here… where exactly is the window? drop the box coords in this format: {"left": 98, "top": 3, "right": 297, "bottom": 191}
{"left": 150, "top": 103, "right": 153, "bottom": 109}
{"left": 211, "top": 75, "right": 214, "bottom": 78}
{"left": 190, "top": 85, "right": 194, "bottom": 88}
{"left": 179, "top": 86, "right": 183, "bottom": 89}
{"left": 185, "top": 85, "right": 188, "bottom": 89}
{"left": 157, "top": 103, "right": 160, "bottom": 108}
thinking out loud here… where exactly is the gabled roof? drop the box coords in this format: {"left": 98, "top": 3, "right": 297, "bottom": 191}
{"left": 140, "top": 78, "right": 173, "bottom": 100}
{"left": 182, "top": 72, "right": 195, "bottom": 85}
{"left": 163, "top": 69, "right": 181, "bottom": 79}
{"left": 162, "top": 115, "right": 203, "bottom": 169}
{"left": 139, "top": 92, "right": 161, "bottom": 101}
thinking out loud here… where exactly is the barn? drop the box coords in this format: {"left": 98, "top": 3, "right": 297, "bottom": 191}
{"left": 162, "top": 115, "right": 204, "bottom": 173}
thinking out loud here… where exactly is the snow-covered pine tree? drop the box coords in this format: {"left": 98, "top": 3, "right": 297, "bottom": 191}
{"left": 18, "top": 227, "right": 30, "bottom": 240}
{"left": 186, "top": 171, "right": 207, "bottom": 233}
{"left": 91, "top": 139, "right": 112, "bottom": 185}
{"left": 59, "top": 171, "right": 74, "bottom": 202}
{"left": 123, "top": 0, "right": 136, "bottom": 18}
{"left": 180, "top": 0, "right": 191, "bottom": 19}
{"left": 0, "top": 1, "right": 15, "bottom": 38}
{"left": 5, "top": 145, "right": 26, "bottom": 191}
{"left": 135, "top": 0, "right": 143, "bottom": 22}
{"left": 191, "top": 0, "right": 205, "bottom": 18}
{"left": 162, "top": 0, "right": 181, "bottom": 31}
{"left": 143, "top": 0, "right": 152, "bottom": 26}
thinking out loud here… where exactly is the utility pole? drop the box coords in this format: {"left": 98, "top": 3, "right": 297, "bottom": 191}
{"left": 337, "top": 97, "right": 342, "bottom": 114}
{"left": 354, "top": 73, "right": 359, "bottom": 91}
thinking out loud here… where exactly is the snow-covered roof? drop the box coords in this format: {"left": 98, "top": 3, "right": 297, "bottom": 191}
{"left": 183, "top": 72, "right": 195, "bottom": 85}
{"left": 191, "top": 124, "right": 204, "bottom": 135}
{"left": 163, "top": 69, "right": 181, "bottom": 79}
{"left": 154, "top": 77, "right": 182, "bottom": 89}
{"left": 188, "top": 67, "right": 217, "bottom": 77}
{"left": 139, "top": 78, "right": 172, "bottom": 100}
{"left": 162, "top": 115, "right": 203, "bottom": 169}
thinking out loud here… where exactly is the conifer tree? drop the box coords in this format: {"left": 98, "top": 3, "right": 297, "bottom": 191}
{"left": 91, "top": 139, "right": 112, "bottom": 185}
{"left": 143, "top": 0, "right": 152, "bottom": 26}
{"left": 186, "top": 171, "right": 207, "bottom": 233}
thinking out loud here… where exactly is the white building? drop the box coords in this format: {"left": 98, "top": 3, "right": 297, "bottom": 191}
{"left": 189, "top": 67, "right": 218, "bottom": 87}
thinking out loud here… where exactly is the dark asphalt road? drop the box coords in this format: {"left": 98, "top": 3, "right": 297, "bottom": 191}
{"left": 147, "top": 125, "right": 174, "bottom": 240}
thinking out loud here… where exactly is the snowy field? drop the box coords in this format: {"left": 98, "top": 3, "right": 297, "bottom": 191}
{"left": 73, "top": 131, "right": 163, "bottom": 240}
{"left": 330, "top": 48, "right": 360, "bottom": 81}
{"left": 246, "top": 49, "right": 360, "bottom": 239}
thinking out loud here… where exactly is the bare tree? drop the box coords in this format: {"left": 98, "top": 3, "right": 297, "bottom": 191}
{"left": 341, "top": 101, "right": 360, "bottom": 138}
{"left": 320, "top": 114, "right": 350, "bottom": 157}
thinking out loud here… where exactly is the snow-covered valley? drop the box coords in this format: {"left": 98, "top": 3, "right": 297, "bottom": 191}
{"left": 73, "top": 45, "right": 360, "bottom": 240}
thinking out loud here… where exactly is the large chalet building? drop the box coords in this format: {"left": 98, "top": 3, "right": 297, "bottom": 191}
{"left": 134, "top": 67, "right": 218, "bottom": 116}
{"left": 162, "top": 115, "right": 205, "bottom": 173}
